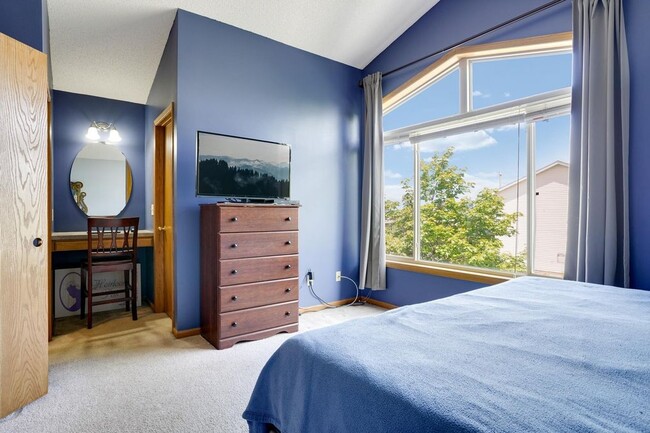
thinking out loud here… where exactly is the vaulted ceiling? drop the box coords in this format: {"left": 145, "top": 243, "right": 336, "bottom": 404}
{"left": 47, "top": 0, "right": 439, "bottom": 104}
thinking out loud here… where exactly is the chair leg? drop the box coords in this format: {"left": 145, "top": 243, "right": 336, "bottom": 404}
{"left": 80, "top": 268, "right": 86, "bottom": 319}
{"left": 124, "top": 270, "right": 130, "bottom": 312}
{"left": 87, "top": 269, "right": 93, "bottom": 329}
{"left": 131, "top": 266, "right": 138, "bottom": 321}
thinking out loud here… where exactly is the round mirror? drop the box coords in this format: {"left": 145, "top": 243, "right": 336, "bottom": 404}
{"left": 70, "top": 143, "right": 133, "bottom": 216}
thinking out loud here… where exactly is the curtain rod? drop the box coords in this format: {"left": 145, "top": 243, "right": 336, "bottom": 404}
{"left": 359, "top": 0, "right": 568, "bottom": 87}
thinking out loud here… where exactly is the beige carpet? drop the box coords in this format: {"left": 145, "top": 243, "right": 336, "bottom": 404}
{"left": 0, "top": 304, "right": 384, "bottom": 433}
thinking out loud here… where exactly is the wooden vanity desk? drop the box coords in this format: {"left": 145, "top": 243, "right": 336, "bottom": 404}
{"left": 51, "top": 230, "right": 154, "bottom": 252}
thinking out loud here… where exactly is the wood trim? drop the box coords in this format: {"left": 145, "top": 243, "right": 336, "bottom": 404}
{"left": 51, "top": 231, "right": 154, "bottom": 252}
{"left": 154, "top": 103, "right": 174, "bottom": 126}
{"left": 153, "top": 102, "right": 175, "bottom": 329}
{"left": 298, "top": 298, "right": 357, "bottom": 314}
{"left": 365, "top": 298, "right": 398, "bottom": 310}
{"left": 387, "top": 260, "right": 511, "bottom": 285}
{"left": 172, "top": 327, "right": 201, "bottom": 339}
{"left": 48, "top": 99, "right": 53, "bottom": 342}
{"left": 299, "top": 297, "right": 396, "bottom": 314}
{"left": 384, "top": 32, "right": 572, "bottom": 112}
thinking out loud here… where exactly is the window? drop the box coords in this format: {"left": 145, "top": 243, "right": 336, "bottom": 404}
{"left": 383, "top": 33, "right": 572, "bottom": 278}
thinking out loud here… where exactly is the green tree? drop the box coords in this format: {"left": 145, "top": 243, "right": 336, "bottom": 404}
{"left": 385, "top": 147, "right": 525, "bottom": 272}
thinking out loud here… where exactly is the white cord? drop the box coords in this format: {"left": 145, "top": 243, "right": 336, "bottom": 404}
{"left": 304, "top": 273, "right": 361, "bottom": 309}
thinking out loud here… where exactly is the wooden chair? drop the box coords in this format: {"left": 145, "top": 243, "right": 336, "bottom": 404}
{"left": 80, "top": 217, "right": 139, "bottom": 329}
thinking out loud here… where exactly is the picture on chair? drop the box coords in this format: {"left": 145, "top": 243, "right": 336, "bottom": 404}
{"left": 54, "top": 266, "right": 142, "bottom": 318}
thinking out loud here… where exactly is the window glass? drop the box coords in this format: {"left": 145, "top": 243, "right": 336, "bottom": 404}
{"left": 471, "top": 53, "right": 572, "bottom": 110}
{"left": 382, "top": 36, "right": 572, "bottom": 276}
{"left": 417, "top": 124, "right": 527, "bottom": 273}
{"left": 384, "top": 69, "right": 460, "bottom": 131}
{"left": 385, "top": 142, "right": 414, "bottom": 258}
{"left": 533, "top": 115, "right": 570, "bottom": 277}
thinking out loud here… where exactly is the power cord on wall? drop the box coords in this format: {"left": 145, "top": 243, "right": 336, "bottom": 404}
{"left": 300, "top": 269, "right": 371, "bottom": 310}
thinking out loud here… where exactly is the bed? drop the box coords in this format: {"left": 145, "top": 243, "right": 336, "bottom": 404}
{"left": 243, "top": 277, "right": 650, "bottom": 432}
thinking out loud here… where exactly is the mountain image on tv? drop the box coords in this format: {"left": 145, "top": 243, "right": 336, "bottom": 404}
{"left": 198, "top": 157, "right": 290, "bottom": 197}
{"left": 197, "top": 132, "right": 291, "bottom": 198}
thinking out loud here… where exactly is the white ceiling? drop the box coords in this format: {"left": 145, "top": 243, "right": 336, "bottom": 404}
{"left": 47, "top": 0, "right": 439, "bottom": 104}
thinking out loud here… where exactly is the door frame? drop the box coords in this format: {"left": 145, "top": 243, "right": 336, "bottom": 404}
{"left": 152, "top": 103, "right": 175, "bottom": 329}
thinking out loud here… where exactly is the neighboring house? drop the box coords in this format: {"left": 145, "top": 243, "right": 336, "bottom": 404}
{"left": 498, "top": 161, "right": 568, "bottom": 277}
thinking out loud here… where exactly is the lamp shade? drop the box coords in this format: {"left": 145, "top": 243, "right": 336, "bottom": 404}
{"left": 108, "top": 127, "right": 122, "bottom": 143}
{"left": 85, "top": 125, "right": 100, "bottom": 141}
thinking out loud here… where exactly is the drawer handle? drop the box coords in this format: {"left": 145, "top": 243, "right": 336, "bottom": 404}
{"left": 231, "top": 322, "right": 238, "bottom": 327}
{"left": 285, "top": 264, "right": 292, "bottom": 269}
{"left": 285, "top": 216, "right": 292, "bottom": 221}
{"left": 231, "top": 295, "right": 238, "bottom": 301}
{"left": 231, "top": 269, "right": 238, "bottom": 275}
{"left": 285, "top": 311, "right": 291, "bottom": 317}
{"left": 231, "top": 243, "right": 238, "bottom": 248}
{"left": 285, "top": 287, "right": 292, "bottom": 293}
{"left": 231, "top": 217, "right": 238, "bottom": 222}
{"left": 285, "top": 240, "right": 292, "bottom": 245}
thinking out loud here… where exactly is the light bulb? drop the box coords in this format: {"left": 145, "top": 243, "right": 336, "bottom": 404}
{"left": 108, "top": 127, "right": 122, "bottom": 143}
{"left": 85, "top": 125, "right": 100, "bottom": 141}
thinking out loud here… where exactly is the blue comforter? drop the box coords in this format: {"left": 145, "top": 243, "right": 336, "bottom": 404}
{"left": 243, "top": 277, "right": 650, "bottom": 432}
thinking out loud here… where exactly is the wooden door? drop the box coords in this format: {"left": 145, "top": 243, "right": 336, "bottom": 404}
{"left": 153, "top": 104, "right": 175, "bottom": 327}
{"left": 0, "top": 32, "right": 49, "bottom": 418}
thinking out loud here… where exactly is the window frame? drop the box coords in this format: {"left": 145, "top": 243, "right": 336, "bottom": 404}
{"left": 383, "top": 32, "right": 573, "bottom": 282}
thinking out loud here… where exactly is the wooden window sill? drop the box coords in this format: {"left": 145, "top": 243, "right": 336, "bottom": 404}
{"left": 387, "top": 259, "right": 513, "bottom": 285}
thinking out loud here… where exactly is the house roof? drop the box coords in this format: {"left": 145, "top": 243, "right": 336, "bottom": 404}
{"left": 498, "top": 160, "right": 569, "bottom": 192}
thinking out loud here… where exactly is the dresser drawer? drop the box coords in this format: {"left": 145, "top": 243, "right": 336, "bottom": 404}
{"left": 219, "top": 207, "right": 298, "bottom": 232}
{"left": 219, "top": 301, "right": 298, "bottom": 338}
{"left": 219, "top": 231, "right": 298, "bottom": 259}
{"left": 220, "top": 255, "right": 299, "bottom": 286}
{"left": 219, "top": 278, "right": 299, "bottom": 312}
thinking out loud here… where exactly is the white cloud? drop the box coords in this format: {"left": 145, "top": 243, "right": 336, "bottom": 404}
{"left": 384, "top": 184, "right": 408, "bottom": 202}
{"left": 384, "top": 170, "right": 402, "bottom": 179}
{"left": 465, "top": 171, "right": 501, "bottom": 198}
{"left": 390, "top": 142, "right": 413, "bottom": 150}
{"left": 472, "top": 90, "right": 491, "bottom": 98}
{"left": 504, "top": 92, "right": 511, "bottom": 97}
{"left": 420, "top": 130, "right": 497, "bottom": 154}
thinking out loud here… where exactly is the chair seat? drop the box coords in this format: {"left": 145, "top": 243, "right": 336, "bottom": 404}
{"left": 82, "top": 259, "right": 135, "bottom": 272}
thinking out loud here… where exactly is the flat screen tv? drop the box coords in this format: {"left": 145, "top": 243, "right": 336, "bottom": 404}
{"left": 196, "top": 131, "right": 291, "bottom": 199}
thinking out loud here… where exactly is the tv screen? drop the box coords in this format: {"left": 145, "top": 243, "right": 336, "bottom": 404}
{"left": 196, "top": 131, "right": 291, "bottom": 199}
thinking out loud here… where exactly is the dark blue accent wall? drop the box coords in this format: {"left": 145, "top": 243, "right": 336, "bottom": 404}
{"left": 363, "top": 0, "right": 572, "bottom": 305}
{"left": 0, "top": 0, "right": 43, "bottom": 51}
{"left": 163, "top": 10, "right": 362, "bottom": 330}
{"left": 145, "top": 16, "right": 178, "bottom": 229}
{"left": 625, "top": 0, "right": 650, "bottom": 290}
{"left": 365, "top": 0, "right": 572, "bottom": 95}
{"left": 52, "top": 90, "right": 146, "bottom": 231}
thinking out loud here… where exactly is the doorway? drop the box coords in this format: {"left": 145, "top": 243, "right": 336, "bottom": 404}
{"left": 153, "top": 103, "right": 175, "bottom": 329}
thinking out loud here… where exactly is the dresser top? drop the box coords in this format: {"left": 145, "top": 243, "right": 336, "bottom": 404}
{"left": 200, "top": 202, "right": 300, "bottom": 208}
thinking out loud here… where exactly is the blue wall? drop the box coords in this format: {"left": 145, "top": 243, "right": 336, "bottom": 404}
{"left": 363, "top": 0, "right": 572, "bottom": 305}
{"left": 52, "top": 90, "right": 146, "bottom": 231}
{"left": 145, "top": 16, "right": 178, "bottom": 229}
{"left": 625, "top": 0, "right": 650, "bottom": 290}
{"left": 0, "top": 0, "right": 43, "bottom": 51}
{"left": 163, "top": 10, "right": 362, "bottom": 330}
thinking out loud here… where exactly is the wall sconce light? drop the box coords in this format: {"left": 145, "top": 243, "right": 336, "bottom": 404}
{"left": 85, "top": 121, "right": 122, "bottom": 143}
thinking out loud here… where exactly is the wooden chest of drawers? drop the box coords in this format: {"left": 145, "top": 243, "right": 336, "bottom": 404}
{"left": 200, "top": 203, "right": 299, "bottom": 349}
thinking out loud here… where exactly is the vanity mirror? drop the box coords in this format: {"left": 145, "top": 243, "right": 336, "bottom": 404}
{"left": 69, "top": 143, "right": 133, "bottom": 216}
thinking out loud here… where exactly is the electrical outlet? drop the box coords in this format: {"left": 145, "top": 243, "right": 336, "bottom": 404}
{"left": 335, "top": 271, "right": 341, "bottom": 282}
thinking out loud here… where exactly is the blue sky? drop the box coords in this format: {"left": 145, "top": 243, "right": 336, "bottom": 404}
{"left": 384, "top": 52, "right": 572, "bottom": 202}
